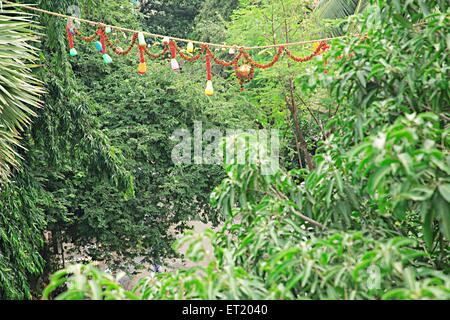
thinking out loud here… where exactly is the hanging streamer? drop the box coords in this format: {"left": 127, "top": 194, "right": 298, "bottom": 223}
{"left": 169, "top": 40, "right": 180, "bottom": 71}
{"left": 97, "top": 28, "right": 113, "bottom": 64}
{"left": 137, "top": 32, "right": 147, "bottom": 74}
{"left": 205, "top": 53, "right": 213, "bottom": 96}
{"left": 66, "top": 22, "right": 77, "bottom": 57}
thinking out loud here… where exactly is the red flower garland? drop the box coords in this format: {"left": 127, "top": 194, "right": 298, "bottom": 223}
{"left": 67, "top": 24, "right": 77, "bottom": 56}
{"left": 144, "top": 45, "right": 169, "bottom": 59}
{"left": 205, "top": 52, "right": 214, "bottom": 96}
{"left": 68, "top": 24, "right": 332, "bottom": 94}
{"left": 242, "top": 46, "right": 284, "bottom": 69}
{"left": 104, "top": 32, "right": 138, "bottom": 56}
{"left": 97, "top": 28, "right": 106, "bottom": 54}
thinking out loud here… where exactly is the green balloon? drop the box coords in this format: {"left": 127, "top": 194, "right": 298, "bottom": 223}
{"left": 69, "top": 48, "right": 78, "bottom": 57}
{"left": 103, "top": 54, "right": 113, "bottom": 64}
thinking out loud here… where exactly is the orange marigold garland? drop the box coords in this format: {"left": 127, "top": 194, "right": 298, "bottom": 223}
{"left": 66, "top": 24, "right": 332, "bottom": 94}
{"left": 104, "top": 32, "right": 138, "bottom": 56}
{"left": 284, "top": 41, "right": 328, "bottom": 62}
{"left": 243, "top": 46, "right": 284, "bottom": 69}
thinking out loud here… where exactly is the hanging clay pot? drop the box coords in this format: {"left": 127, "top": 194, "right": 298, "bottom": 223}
{"left": 237, "top": 64, "right": 252, "bottom": 78}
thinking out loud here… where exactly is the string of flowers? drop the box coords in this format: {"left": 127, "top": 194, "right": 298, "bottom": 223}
{"left": 104, "top": 32, "right": 138, "bottom": 56}
{"left": 67, "top": 23, "right": 331, "bottom": 95}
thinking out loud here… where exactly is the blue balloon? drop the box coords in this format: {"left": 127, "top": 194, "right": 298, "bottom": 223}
{"left": 95, "top": 41, "right": 103, "bottom": 53}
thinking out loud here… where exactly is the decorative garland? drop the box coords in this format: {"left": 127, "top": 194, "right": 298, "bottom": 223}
{"left": 69, "top": 23, "right": 329, "bottom": 95}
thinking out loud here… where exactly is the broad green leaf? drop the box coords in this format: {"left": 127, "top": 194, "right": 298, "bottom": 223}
{"left": 367, "top": 166, "right": 391, "bottom": 195}
{"left": 438, "top": 184, "right": 450, "bottom": 203}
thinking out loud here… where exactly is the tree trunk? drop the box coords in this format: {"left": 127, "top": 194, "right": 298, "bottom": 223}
{"left": 286, "top": 72, "right": 315, "bottom": 170}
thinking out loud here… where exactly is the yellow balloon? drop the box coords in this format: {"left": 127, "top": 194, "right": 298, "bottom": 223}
{"left": 138, "top": 62, "right": 147, "bottom": 75}
{"left": 205, "top": 80, "right": 214, "bottom": 96}
{"left": 187, "top": 42, "right": 194, "bottom": 53}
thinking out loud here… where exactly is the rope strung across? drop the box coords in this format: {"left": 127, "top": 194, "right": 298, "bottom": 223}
{"left": 3, "top": 0, "right": 364, "bottom": 49}
{"left": 4, "top": 0, "right": 345, "bottom": 94}
{"left": 72, "top": 24, "right": 330, "bottom": 93}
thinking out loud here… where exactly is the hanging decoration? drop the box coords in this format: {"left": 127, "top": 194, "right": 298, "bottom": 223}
{"left": 205, "top": 53, "right": 214, "bottom": 96}
{"left": 5, "top": 0, "right": 376, "bottom": 96}
{"left": 137, "top": 32, "right": 147, "bottom": 75}
{"left": 95, "top": 40, "right": 103, "bottom": 53}
{"left": 96, "top": 27, "right": 113, "bottom": 64}
{"left": 187, "top": 42, "right": 194, "bottom": 53}
{"left": 66, "top": 21, "right": 77, "bottom": 57}
{"left": 69, "top": 23, "right": 330, "bottom": 94}
{"left": 169, "top": 40, "right": 180, "bottom": 71}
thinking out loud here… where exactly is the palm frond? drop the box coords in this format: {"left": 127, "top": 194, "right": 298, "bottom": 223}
{"left": 316, "top": 0, "right": 368, "bottom": 19}
{"left": 0, "top": 6, "right": 44, "bottom": 181}
{"left": 314, "top": 0, "right": 368, "bottom": 36}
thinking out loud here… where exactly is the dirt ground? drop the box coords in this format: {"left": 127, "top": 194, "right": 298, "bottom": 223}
{"left": 126, "top": 220, "right": 215, "bottom": 289}
{"left": 63, "top": 220, "right": 216, "bottom": 290}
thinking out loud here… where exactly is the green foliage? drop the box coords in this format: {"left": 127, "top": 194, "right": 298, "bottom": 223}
{"left": 0, "top": 5, "right": 43, "bottom": 181}
{"left": 43, "top": 264, "right": 137, "bottom": 300}
{"left": 48, "top": 56, "right": 257, "bottom": 263}
{"left": 298, "top": 0, "right": 450, "bottom": 256}
{"left": 138, "top": 0, "right": 205, "bottom": 37}
{"left": 316, "top": 0, "right": 368, "bottom": 20}
{"left": 0, "top": 4, "right": 45, "bottom": 300}
{"left": 0, "top": 0, "right": 135, "bottom": 298}
{"left": 192, "top": 0, "right": 239, "bottom": 42}
{"left": 0, "top": 173, "right": 47, "bottom": 299}
{"left": 353, "top": 114, "right": 450, "bottom": 247}
{"left": 19, "top": 0, "right": 257, "bottom": 269}
{"left": 44, "top": 127, "right": 449, "bottom": 300}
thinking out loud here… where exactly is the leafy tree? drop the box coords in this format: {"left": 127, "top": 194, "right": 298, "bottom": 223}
{"left": 316, "top": 0, "right": 368, "bottom": 20}
{"left": 225, "top": 0, "right": 332, "bottom": 170}
{"left": 43, "top": 143, "right": 450, "bottom": 299}
{"left": 0, "top": 0, "right": 134, "bottom": 298}
{"left": 300, "top": 0, "right": 450, "bottom": 255}
{"left": 0, "top": 4, "right": 43, "bottom": 181}
{"left": 137, "top": 0, "right": 205, "bottom": 37}
{"left": 19, "top": 0, "right": 256, "bottom": 272}
{"left": 0, "top": 3, "right": 45, "bottom": 300}
{"left": 314, "top": 0, "right": 369, "bottom": 36}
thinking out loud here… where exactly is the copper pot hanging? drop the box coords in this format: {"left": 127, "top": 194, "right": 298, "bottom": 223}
{"left": 237, "top": 64, "right": 252, "bottom": 78}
